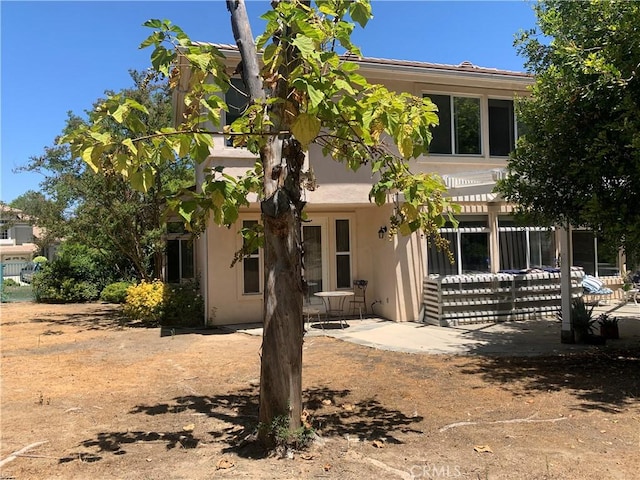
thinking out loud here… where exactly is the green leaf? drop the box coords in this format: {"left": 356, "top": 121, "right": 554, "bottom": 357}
{"left": 349, "top": 1, "right": 371, "bottom": 28}
{"left": 398, "top": 134, "right": 414, "bottom": 159}
{"left": 290, "top": 113, "right": 321, "bottom": 148}
{"left": 81, "top": 147, "right": 99, "bottom": 173}
{"left": 111, "top": 104, "right": 128, "bottom": 123}
{"left": 150, "top": 46, "right": 175, "bottom": 76}
{"left": 185, "top": 52, "right": 211, "bottom": 70}
{"left": 122, "top": 138, "right": 137, "bottom": 155}
{"left": 178, "top": 135, "right": 191, "bottom": 158}
{"left": 306, "top": 83, "right": 324, "bottom": 109}
{"left": 292, "top": 35, "right": 317, "bottom": 58}
{"left": 89, "top": 131, "right": 111, "bottom": 145}
{"left": 124, "top": 114, "right": 147, "bottom": 134}
{"left": 139, "top": 31, "right": 163, "bottom": 49}
{"left": 130, "top": 171, "right": 145, "bottom": 192}
{"left": 143, "top": 19, "right": 163, "bottom": 29}
{"left": 178, "top": 200, "right": 197, "bottom": 223}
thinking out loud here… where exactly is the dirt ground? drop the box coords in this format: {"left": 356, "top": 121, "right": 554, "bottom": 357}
{"left": 1, "top": 302, "right": 639, "bottom": 480}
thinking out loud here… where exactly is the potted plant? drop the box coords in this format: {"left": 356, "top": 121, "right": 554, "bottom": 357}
{"left": 598, "top": 313, "right": 619, "bottom": 339}
{"left": 570, "top": 298, "right": 605, "bottom": 344}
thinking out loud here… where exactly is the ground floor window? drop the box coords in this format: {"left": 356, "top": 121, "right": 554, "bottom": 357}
{"left": 572, "top": 230, "right": 620, "bottom": 276}
{"left": 428, "top": 218, "right": 489, "bottom": 275}
{"left": 498, "top": 219, "right": 556, "bottom": 271}
{"left": 242, "top": 220, "right": 261, "bottom": 294}
{"left": 335, "top": 219, "right": 352, "bottom": 289}
{"left": 166, "top": 238, "right": 194, "bottom": 284}
{"left": 428, "top": 216, "right": 620, "bottom": 277}
{"left": 303, "top": 224, "right": 323, "bottom": 302}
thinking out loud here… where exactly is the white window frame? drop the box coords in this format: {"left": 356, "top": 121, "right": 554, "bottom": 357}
{"left": 424, "top": 92, "right": 483, "bottom": 156}
{"left": 302, "top": 217, "right": 329, "bottom": 305}
{"left": 334, "top": 217, "right": 353, "bottom": 290}
{"left": 487, "top": 97, "right": 517, "bottom": 158}
{"left": 498, "top": 225, "right": 556, "bottom": 270}
{"left": 239, "top": 218, "right": 263, "bottom": 296}
{"left": 165, "top": 221, "right": 195, "bottom": 284}
{"left": 0, "top": 221, "right": 8, "bottom": 240}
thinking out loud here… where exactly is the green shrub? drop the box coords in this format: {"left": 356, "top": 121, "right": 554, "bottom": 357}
{"left": 32, "top": 256, "right": 48, "bottom": 264}
{"left": 162, "top": 282, "right": 204, "bottom": 327}
{"left": 100, "top": 281, "right": 134, "bottom": 303}
{"left": 3, "top": 278, "right": 19, "bottom": 287}
{"left": 33, "top": 243, "right": 112, "bottom": 303}
{"left": 123, "top": 280, "right": 166, "bottom": 324}
{"left": 122, "top": 280, "right": 204, "bottom": 327}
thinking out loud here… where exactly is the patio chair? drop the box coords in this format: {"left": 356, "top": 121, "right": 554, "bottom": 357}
{"left": 350, "top": 280, "right": 368, "bottom": 319}
{"left": 302, "top": 305, "right": 321, "bottom": 332}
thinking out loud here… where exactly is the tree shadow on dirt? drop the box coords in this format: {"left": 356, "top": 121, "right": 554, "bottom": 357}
{"left": 72, "top": 385, "right": 423, "bottom": 461}
{"left": 458, "top": 348, "right": 640, "bottom": 413}
{"left": 60, "top": 430, "right": 199, "bottom": 464}
{"left": 29, "top": 306, "right": 128, "bottom": 332}
{"left": 25, "top": 306, "right": 233, "bottom": 336}
{"left": 159, "top": 326, "right": 236, "bottom": 337}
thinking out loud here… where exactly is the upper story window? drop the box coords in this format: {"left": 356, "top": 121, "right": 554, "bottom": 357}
{"left": 425, "top": 94, "right": 518, "bottom": 157}
{"left": 225, "top": 78, "right": 249, "bottom": 146}
{"left": 426, "top": 94, "right": 481, "bottom": 155}
{"left": 0, "top": 221, "right": 8, "bottom": 240}
{"left": 489, "top": 99, "right": 515, "bottom": 157}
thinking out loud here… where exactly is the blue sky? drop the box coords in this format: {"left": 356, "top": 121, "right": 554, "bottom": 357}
{"left": 1, "top": 0, "right": 537, "bottom": 204}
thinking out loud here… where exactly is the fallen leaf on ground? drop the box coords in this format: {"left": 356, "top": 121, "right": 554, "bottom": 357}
{"left": 341, "top": 403, "right": 354, "bottom": 411}
{"left": 323, "top": 463, "right": 332, "bottom": 471}
{"left": 182, "top": 423, "right": 195, "bottom": 432}
{"left": 322, "top": 399, "right": 332, "bottom": 406}
{"left": 216, "top": 458, "right": 235, "bottom": 470}
{"left": 300, "top": 453, "right": 314, "bottom": 460}
{"left": 372, "top": 439, "right": 385, "bottom": 448}
{"left": 474, "top": 445, "right": 493, "bottom": 453}
{"left": 301, "top": 409, "right": 312, "bottom": 428}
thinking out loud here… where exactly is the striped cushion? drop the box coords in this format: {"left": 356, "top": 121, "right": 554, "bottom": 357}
{"left": 582, "top": 275, "right": 613, "bottom": 294}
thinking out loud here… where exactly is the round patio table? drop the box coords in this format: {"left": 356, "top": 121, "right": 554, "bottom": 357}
{"left": 314, "top": 291, "right": 354, "bottom": 329}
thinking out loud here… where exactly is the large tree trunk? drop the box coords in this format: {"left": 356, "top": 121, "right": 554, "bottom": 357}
{"left": 227, "top": 0, "right": 305, "bottom": 447}
{"left": 259, "top": 192, "right": 304, "bottom": 442}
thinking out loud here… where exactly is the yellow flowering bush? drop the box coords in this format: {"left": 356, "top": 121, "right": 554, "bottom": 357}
{"left": 123, "top": 280, "right": 167, "bottom": 324}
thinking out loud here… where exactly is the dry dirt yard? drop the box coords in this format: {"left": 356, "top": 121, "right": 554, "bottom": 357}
{"left": 1, "top": 302, "right": 639, "bottom": 480}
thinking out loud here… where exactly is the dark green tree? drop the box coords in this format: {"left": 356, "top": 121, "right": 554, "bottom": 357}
{"left": 497, "top": 0, "right": 640, "bottom": 261}
{"left": 18, "top": 72, "right": 194, "bottom": 279}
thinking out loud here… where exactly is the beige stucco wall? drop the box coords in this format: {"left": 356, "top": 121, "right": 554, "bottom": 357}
{"left": 202, "top": 216, "right": 263, "bottom": 325}
{"left": 354, "top": 205, "right": 426, "bottom": 322}
{"left": 198, "top": 200, "right": 427, "bottom": 325}
{"left": 186, "top": 48, "right": 533, "bottom": 326}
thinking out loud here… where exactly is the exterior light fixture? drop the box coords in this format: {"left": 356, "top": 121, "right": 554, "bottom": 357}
{"left": 378, "top": 226, "right": 387, "bottom": 239}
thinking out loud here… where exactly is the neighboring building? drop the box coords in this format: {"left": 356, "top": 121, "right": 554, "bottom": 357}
{"left": 172, "top": 46, "right": 624, "bottom": 326}
{"left": 0, "top": 206, "right": 40, "bottom": 264}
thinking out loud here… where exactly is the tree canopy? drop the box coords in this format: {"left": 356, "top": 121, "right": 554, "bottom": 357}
{"left": 18, "top": 72, "right": 194, "bottom": 279}
{"left": 497, "top": 0, "right": 640, "bottom": 262}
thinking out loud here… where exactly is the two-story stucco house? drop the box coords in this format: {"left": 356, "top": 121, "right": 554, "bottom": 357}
{"left": 173, "top": 46, "right": 624, "bottom": 327}
{"left": 0, "top": 206, "right": 43, "bottom": 281}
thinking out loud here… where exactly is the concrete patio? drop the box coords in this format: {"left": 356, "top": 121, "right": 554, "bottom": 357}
{"left": 221, "top": 300, "right": 640, "bottom": 356}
